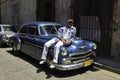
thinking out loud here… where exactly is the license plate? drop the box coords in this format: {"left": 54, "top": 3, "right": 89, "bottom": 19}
{"left": 84, "top": 60, "right": 91, "bottom": 67}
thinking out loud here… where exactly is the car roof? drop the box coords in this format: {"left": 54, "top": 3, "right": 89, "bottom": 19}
{"left": 22, "top": 22, "right": 62, "bottom": 27}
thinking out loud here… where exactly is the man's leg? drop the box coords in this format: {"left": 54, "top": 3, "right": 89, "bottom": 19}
{"left": 40, "top": 38, "right": 59, "bottom": 64}
{"left": 50, "top": 41, "right": 63, "bottom": 68}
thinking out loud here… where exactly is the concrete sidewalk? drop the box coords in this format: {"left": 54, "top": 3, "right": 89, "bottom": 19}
{"left": 94, "top": 57, "right": 120, "bottom": 74}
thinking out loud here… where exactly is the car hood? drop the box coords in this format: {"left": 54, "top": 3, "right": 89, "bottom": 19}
{"left": 59, "top": 38, "right": 96, "bottom": 56}
{"left": 39, "top": 35, "right": 96, "bottom": 54}
{"left": 67, "top": 39, "right": 95, "bottom": 53}
{"left": 41, "top": 35, "right": 95, "bottom": 54}
{"left": 0, "top": 31, "right": 16, "bottom": 37}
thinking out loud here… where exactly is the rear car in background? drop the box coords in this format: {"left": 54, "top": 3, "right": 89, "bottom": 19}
{"left": 0, "top": 24, "right": 15, "bottom": 47}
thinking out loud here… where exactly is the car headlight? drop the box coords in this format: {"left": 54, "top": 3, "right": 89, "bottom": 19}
{"left": 93, "top": 43, "right": 97, "bottom": 50}
{"left": 1, "top": 35, "right": 6, "bottom": 40}
{"left": 61, "top": 48, "right": 68, "bottom": 56}
{"left": 62, "top": 58, "right": 71, "bottom": 64}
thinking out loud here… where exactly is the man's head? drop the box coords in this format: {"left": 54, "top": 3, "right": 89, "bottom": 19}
{"left": 67, "top": 19, "right": 74, "bottom": 28}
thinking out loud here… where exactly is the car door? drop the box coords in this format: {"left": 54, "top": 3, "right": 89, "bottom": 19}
{"left": 35, "top": 26, "right": 45, "bottom": 60}
{"left": 25, "top": 25, "right": 39, "bottom": 58}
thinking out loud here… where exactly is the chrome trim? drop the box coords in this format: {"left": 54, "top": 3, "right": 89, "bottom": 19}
{"left": 17, "top": 43, "right": 21, "bottom": 50}
{"left": 24, "top": 41, "right": 43, "bottom": 48}
{"left": 70, "top": 50, "right": 92, "bottom": 57}
{"left": 16, "top": 38, "right": 21, "bottom": 50}
{"left": 70, "top": 52, "right": 93, "bottom": 60}
{"left": 55, "top": 59, "right": 93, "bottom": 71}
{"left": 79, "top": 46, "right": 87, "bottom": 49}
{"left": 72, "top": 57, "right": 91, "bottom": 64}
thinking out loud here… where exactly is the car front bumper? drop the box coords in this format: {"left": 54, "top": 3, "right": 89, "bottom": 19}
{"left": 0, "top": 38, "right": 11, "bottom": 46}
{"left": 2, "top": 39, "right": 9, "bottom": 43}
{"left": 55, "top": 59, "right": 94, "bottom": 71}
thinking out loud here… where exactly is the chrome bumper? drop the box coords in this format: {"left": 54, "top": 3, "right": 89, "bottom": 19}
{"left": 2, "top": 39, "right": 9, "bottom": 43}
{"left": 55, "top": 59, "right": 94, "bottom": 71}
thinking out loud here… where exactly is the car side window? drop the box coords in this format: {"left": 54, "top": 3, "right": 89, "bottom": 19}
{"left": 28, "top": 26, "right": 35, "bottom": 35}
{"left": 35, "top": 28, "right": 39, "bottom": 35}
{"left": 19, "top": 25, "right": 28, "bottom": 34}
{"left": 28, "top": 26, "right": 39, "bottom": 36}
{"left": 39, "top": 26, "right": 47, "bottom": 35}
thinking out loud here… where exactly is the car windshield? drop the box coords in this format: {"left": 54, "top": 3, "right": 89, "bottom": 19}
{"left": 40, "top": 25, "right": 61, "bottom": 35}
{"left": 3, "top": 26, "right": 12, "bottom": 31}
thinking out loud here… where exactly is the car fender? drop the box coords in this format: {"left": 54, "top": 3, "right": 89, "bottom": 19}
{"left": 9, "top": 36, "right": 21, "bottom": 50}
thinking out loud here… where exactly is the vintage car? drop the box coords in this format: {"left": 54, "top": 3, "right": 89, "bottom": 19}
{"left": 9, "top": 22, "right": 97, "bottom": 71}
{"left": 0, "top": 24, "right": 15, "bottom": 47}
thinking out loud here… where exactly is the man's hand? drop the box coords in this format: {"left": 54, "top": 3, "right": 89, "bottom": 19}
{"left": 67, "top": 40, "right": 72, "bottom": 45}
{"left": 60, "top": 38, "right": 72, "bottom": 45}
{"left": 60, "top": 38, "right": 66, "bottom": 45}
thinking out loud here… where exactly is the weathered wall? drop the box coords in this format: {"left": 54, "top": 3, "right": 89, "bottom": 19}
{"left": 111, "top": 0, "right": 120, "bottom": 58}
{"left": 1, "top": 0, "right": 71, "bottom": 26}
{"left": 1, "top": 0, "right": 12, "bottom": 24}
{"left": 1, "top": 0, "right": 36, "bottom": 27}
{"left": 20, "top": 0, "right": 36, "bottom": 23}
{"left": 55, "top": 0, "right": 71, "bottom": 25}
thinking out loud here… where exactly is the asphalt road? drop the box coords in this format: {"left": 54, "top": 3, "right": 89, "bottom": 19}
{"left": 0, "top": 47, "right": 120, "bottom": 80}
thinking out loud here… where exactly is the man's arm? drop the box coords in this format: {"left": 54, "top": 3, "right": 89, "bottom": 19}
{"left": 57, "top": 27, "right": 63, "bottom": 38}
{"left": 70, "top": 27, "right": 76, "bottom": 41}
{"left": 66, "top": 27, "right": 76, "bottom": 45}
{"left": 57, "top": 27, "right": 68, "bottom": 45}
{"left": 59, "top": 37, "right": 67, "bottom": 45}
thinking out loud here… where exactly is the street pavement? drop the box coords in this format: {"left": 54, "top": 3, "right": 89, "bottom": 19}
{"left": 0, "top": 47, "right": 120, "bottom": 80}
{"left": 94, "top": 57, "right": 120, "bottom": 74}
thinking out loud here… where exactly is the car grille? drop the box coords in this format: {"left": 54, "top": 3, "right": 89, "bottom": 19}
{"left": 69, "top": 51, "right": 94, "bottom": 63}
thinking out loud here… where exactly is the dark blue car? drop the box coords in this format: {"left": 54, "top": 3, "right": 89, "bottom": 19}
{"left": 9, "top": 22, "right": 97, "bottom": 71}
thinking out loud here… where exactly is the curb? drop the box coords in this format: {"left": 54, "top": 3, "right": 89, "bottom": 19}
{"left": 94, "top": 62, "right": 120, "bottom": 74}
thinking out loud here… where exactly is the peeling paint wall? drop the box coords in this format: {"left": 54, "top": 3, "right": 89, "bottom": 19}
{"left": 111, "top": 0, "right": 120, "bottom": 57}
{"left": 1, "top": 0, "right": 12, "bottom": 24}
{"left": 1, "top": 0, "right": 36, "bottom": 28}
{"left": 20, "top": 0, "right": 36, "bottom": 23}
{"left": 1, "top": 0, "right": 71, "bottom": 26}
{"left": 55, "top": 0, "right": 71, "bottom": 25}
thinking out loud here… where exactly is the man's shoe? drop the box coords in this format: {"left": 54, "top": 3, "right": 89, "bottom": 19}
{"left": 39, "top": 59, "right": 46, "bottom": 64}
{"left": 50, "top": 62, "right": 56, "bottom": 69}
{"left": 50, "top": 64, "right": 55, "bottom": 69}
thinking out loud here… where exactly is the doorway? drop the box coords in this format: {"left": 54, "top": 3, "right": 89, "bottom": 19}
{"left": 73, "top": 0, "right": 114, "bottom": 56}
{"left": 36, "top": 0, "right": 55, "bottom": 21}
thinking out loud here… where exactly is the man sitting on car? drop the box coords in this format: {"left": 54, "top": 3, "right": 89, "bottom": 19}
{"left": 40, "top": 19, "right": 76, "bottom": 68}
